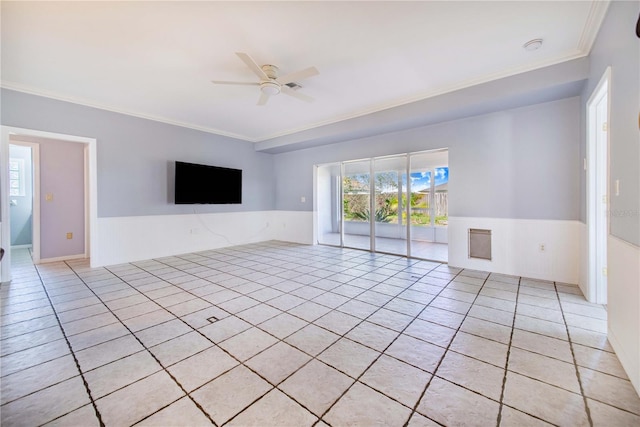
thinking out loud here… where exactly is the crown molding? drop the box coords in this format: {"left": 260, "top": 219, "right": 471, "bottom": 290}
{"left": 2, "top": 49, "right": 591, "bottom": 147}
{"left": 0, "top": 81, "right": 258, "bottom": 142}
{"left": 577, "top": 0, "right": 611, "bottom": 54}
{"left": 256, "top": 51, "right": 588, "bottom": 142}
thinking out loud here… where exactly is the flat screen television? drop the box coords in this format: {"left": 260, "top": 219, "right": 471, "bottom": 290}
{"left": 174, "top": 161, "right": 242, "bottom": 204}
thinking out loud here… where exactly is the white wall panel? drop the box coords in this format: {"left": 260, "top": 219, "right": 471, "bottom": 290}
{"left": 94, "top": 211, "right": 275, "bottom": 267}
{"left": 607, "top": 236, "right": 640, "bottom": 394}
{"left": 448, "top": 217, "right": 580, "bottom": 284}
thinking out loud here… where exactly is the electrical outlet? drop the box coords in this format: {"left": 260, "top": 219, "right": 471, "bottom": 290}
{"left": 66, "top": 232, "right": 73, "bottom": 239}
{"left": 539, "top": 244, "right": 545, "bottom": 252}
{"left": 301, "top": 196, "right": 306, "bottom": 203}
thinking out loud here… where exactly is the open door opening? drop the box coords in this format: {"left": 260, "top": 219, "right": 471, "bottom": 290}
{"left": 8, "top": 143, "right": 37, "bottom": 258}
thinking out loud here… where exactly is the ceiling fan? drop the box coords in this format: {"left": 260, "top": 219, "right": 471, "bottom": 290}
{"left": 212, "top": 52, "right": 319, "bottom": 105}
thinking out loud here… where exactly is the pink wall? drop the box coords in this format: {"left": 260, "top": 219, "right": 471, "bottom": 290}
{"left": 40, "top": 140, "right": 85, "bottom": 259}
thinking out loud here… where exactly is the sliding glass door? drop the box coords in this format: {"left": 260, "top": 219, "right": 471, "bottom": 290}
{"left": 343, "top": 160, "right": 371, "bottom": 251}
{"left": 317, "top": 163, "right": 341, "bottom": 246}
{"left": 409, "top": 151, "right": 448, "bottom": 260}
{"left": 373, "top": 155, "right": 407, "bottom": 256}
{"left": 317, "top": 149, "right": 448, "bottom": 262}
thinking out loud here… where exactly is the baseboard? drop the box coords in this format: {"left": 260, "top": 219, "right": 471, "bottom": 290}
{"left": 38, "top": 254, "right": 86, "bottom": 264}
{"left": 10, "top": 244, "right": 32, "bottom": 249}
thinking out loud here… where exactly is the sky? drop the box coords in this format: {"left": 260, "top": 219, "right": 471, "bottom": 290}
{"left": 409, "top": 167, "right": 448, "bottom": 192}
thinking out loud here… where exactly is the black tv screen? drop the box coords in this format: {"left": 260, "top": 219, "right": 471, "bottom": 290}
{"left": 175, "top": 161, "right": 242, "bottom": 204}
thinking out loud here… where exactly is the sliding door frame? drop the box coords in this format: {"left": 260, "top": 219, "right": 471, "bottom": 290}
{"left": 315, "top": 148, "right": 447, "bottom": 259}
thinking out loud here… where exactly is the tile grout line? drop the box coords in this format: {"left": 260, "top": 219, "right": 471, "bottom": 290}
{"left": 291, "top": 268, "right": 450, "bottom": 425}
{"left": 0, "top": 274, "right": 585, "bottom": 365}
{"left": 496, "top": 276, "right": 521, "bottom": 426}
{"left": 102, "top": 260, "right": 322, "bottom": 426}
{"left": 141, "top": 248, "right": 445, "bottom": 425}
{"left": 99, "top": 250, "right": 485, "bottom": 426}
{"left": 29, "top": 261, "right": 106, "bottom": 427}
{"left": 11, "top": 244, "right": 616, "bottom": 427}
{"left": 553, "top": 281, "right": 594, "bottom": 427}
{"left": 402, "top": 270, "right": 493, "bottom": 427}
{"left": 7, "top": 245, "right": 619, "bottom": 426}
{"left": 296, "top": 264, "right": 458, "bottom": 426}
{"left": 158, "top": 251, "right": 443, "bottom": 426}
{"left": 65, "top": 261, "right": 221, "bottom": 427}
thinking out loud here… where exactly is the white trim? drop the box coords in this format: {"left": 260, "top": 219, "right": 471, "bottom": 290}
{"left": 10, "top": 244, "right": 32, "bottom": 250}
{"left": 38, "top": 254, "right": 87, "bottom": 264}
{"left": 0, "top": 144, "right": 9, "bottom": 280}
{"left": 576, "top": 0, "right": 611, "bottom": 53}
{"left": 255, "top": 52, "right": 589, "bottom": 143}
{"left": 586, "top": 67, "right": 611, "bottom": 303}
{"left": 1, "top": 81, "right": 253, "bottom": 142}
{"left": 0, "top": 127, "right": 97, "bottom": 282}
{"left": 84, "top": 145, "right": 90, "bottom": 259}
{"left": 312, "top": 165, "right": 319, "bottom": 246}
{"left": 406, "top": 154, "right": 412, "bottom": 258}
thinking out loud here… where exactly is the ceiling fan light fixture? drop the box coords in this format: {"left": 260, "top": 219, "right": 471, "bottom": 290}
{"left": 260, "top": 81, "right": 281, "bottom": 96}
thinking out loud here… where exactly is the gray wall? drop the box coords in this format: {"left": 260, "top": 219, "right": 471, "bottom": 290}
{"left": 274, "top": 97, "right": 581, "bottom": 222}
{"left": 580, "top": 0, "right": 640, "bottom": 246}
{"left": 1, "top": 89, "right": 275, "bottom": 218}
{"left": 8, "top": 144, "right": 32, "bottom": 246}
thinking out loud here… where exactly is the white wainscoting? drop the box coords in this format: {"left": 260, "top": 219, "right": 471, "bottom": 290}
{"left": 607, "top": 235, "right": 640, "bottom": 395}
{"left": 94, "top": 211, "right": 275, "bottom": 267}
{"left": 93, "top": 213, "right": 581, "bottom": 287}
{"left": 578, "top": 221, "right": 589, "bottom": 300}
{"left": 93, "top": 210, "right": 315, "bottom": 267}
{"left": 271, "top": 211, "right": 314, "bottom": 245}
{"left": 0, "top": 223, "right": 4, "bottom": 282}
{"left": 448, "top": 217, "right": 580, "bottom": 284}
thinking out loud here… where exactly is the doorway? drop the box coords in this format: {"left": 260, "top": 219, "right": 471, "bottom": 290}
{"left": 586, "top": 67, "right": 610, "bottom": 304}
{"left": 0, "top": 127, "right": 97, "bottom": 282}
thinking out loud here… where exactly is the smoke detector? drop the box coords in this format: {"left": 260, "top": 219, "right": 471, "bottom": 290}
{"left": 523, "top": 39, "right": 543, "bottom": 51}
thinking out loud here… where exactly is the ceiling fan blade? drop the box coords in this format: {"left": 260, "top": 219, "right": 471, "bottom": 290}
{"left": 281, "top": 86, "right": 314, "bottom": 103}
{"left": 257, "top": 92, "right": 270, "bottom": 106}
{"left": 277, "top": 66, "right": 319, "bottom": 85}
{"left": 211, "top": 80, "right": 260, "bottom": 86}
{"left": 236, "top": 52, "right": 268, "bottom": 80}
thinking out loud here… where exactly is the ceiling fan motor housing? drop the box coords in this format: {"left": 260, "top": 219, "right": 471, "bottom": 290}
{"left": 259, "top": 65, "right": 281, "bottom": 95}
{"left": 261, "top": 64, "right": 279, "bottom": 79}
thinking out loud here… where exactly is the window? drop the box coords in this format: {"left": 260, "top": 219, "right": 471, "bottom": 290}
{"left": 9, "top": 158, "right": 25, "bottom": 197}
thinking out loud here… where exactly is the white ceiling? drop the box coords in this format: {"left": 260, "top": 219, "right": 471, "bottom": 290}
{"left": 1, "top": 1, "right": 608, "bottom": 145}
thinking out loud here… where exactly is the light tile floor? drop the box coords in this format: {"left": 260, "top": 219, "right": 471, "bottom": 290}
{"left": 1, "top": 242, "right": 639, "bottom": 426}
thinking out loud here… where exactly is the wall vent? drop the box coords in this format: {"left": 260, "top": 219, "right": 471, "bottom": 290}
{"left": 469, "top": 228, "right": 492, "bottom": 260}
